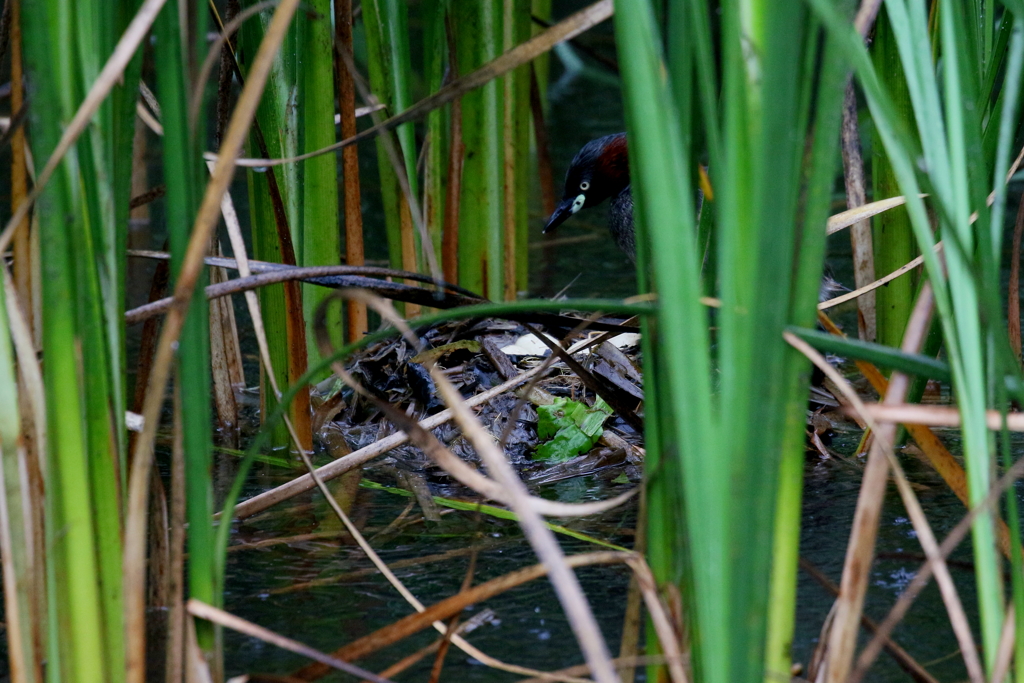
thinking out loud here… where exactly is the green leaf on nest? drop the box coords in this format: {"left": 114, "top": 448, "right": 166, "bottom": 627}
{"left": 534, "top": 397, "right": 613, "bottom": 463}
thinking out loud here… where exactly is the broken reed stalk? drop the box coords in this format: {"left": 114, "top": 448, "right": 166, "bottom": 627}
{"left": 820, "top": 295, "right": 935, "bottom": 683}
{"left": 817, "top": 310, "right": 1013, "bottom": 556}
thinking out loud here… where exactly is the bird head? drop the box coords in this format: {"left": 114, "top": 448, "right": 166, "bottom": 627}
{"left": 544, "top": 133, "right": 629, "bottom": 234}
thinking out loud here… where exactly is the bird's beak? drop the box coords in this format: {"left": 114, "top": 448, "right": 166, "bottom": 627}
{"left": 543, "top": 195, "right": 583, "bottom": 234}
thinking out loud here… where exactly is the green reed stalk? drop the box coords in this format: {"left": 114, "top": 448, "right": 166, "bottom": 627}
{"left": 454, "top": 0, "right": 505, "bottom": 299}
{"left": 871, "top": 11, "right": 917, "bottom": 351}
{"left": 21, "top": 0, "right": 138, "bottom": 678}
{"left": 512, "top": 0, "right": 532, "bottom": 294}
{"left": 155, "top": 0, "right": 217, "bottom": 655}
{"left": 300, "top": 0, "right": 340, "bottom": 365}
{"left": 614, "top": 2, "right": 720, "bottom": 679}
{"left": 363, "top": 0, "right": 419, "bottom": 277}
{"left": 619, "top": 2, "right": 848, "bottom": 682}
{"left": 423, "top": 0, "right": 449, "bottom": 264}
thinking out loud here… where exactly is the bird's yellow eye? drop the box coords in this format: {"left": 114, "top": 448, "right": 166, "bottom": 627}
{"left": 580, "top": 181, "right": 590, "bottom": 191}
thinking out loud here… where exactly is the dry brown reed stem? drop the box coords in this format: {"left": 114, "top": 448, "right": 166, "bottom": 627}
{"left": 851, "top": 455, "right": 1024, "bottom": 681}
{"left": 819, "top": 244, "right": 940, "bottom": 310}
{"left": 620, "top": 554, "right": 689, "bottom": 683}
{"left": 1010, "top": 194, "right": 1024, "bottom": 361}
{"left": 817, "top": 284, "right": 965, "bottom": 683}
{"left": 365, "top": 610, "right": 496, "bottom": 683}
{"left": 0, "top": 0, "right": 169, "bottom": 256}
{"left": 186, "top": 600, "right": 395, "bottom": 683}
{"left": 793, "top": 328, "right": 986, "bottom": 683}
{"left": 221, "top": 0, "right": 614, "bottom": 169}
{"left": 789, "top": 289, "right": 986, "bottom": 683}
{"left": 428, "top": 363, "right": 620, "bottom": 683}
{"left": 333, "top": 0, "right": 368, "bottom": 341}
{"left": 122, "top": 2, "right": 302, "bottom": 681}
{"left": 858, "top": 404, "right": 1024, "bottom": 430}
{"left": 294, "top": 551, "right": 631, "bottom": 682}
{"left": 840, "top": 80, "right": 876, "bottom": 341}
{"left": 229, "top": 331, "right": 634, "bottom": 520}
{"left": 798, "top": 558, "right": 938, "bottom": 683}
